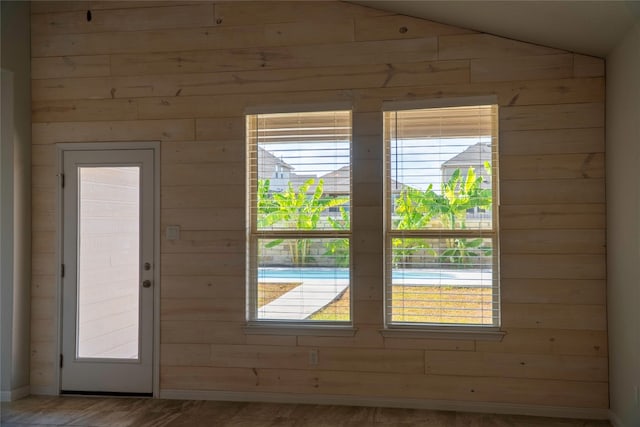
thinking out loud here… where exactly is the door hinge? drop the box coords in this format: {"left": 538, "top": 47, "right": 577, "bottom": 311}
{"left": 59, "top": 354, "right": 63, "bottom": 368}
{"left": 60, "top": 173, "right": 65, "bottom": 188}
{"left": 61, "top": 264, "right": 65, "bottom": 278}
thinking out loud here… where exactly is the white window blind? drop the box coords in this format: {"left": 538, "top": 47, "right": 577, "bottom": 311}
{"left": 247, "top": 110, "right": 352, "bottom": 323}
{"left": 384, "top": 104, "right": 499, "bottom": 327}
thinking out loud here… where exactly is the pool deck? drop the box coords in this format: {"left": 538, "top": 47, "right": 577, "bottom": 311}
{"left": 258, "top": 269, "right": 492, "bottom": 320}
{"left": 258, "top": 279, "right": 349, "bottom": 320}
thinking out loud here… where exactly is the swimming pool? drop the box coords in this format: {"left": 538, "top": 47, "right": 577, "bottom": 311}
{"left": 257, "top": 267, "right": 489, "bottom": 281}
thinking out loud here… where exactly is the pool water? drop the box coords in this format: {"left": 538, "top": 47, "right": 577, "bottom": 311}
{"left": 258, "top": 268, "right": 458, "bottom": 280}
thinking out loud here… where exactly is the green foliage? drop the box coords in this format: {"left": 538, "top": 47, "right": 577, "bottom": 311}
{"left": 393, "top": 165, "right": 493, "bottom": 266}
{"left": 433, "top": 165, "right": 492, "bottom": 231}
{"left": 257, "top": 164, "right": 492, "bottom": 268}
{"left": 257, "top": 178, "right": 348, "bottom": 266}
{"left": 324, "top": 207, "right": 350, "bottom": 267}
{"left": 441, "top": 237, "right": 488, "bottom": 264}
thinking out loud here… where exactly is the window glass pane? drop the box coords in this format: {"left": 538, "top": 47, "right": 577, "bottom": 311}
{"left": 388, "top": 106, "right": 495, "bottom": 231}
{"left": 256, "top": 238, "right": 350, "bottom": 322}
{"left": 385, "top": 104, "right": 499, "bottom": 328}
{"left": 77, "top": 167, "right": 140, "bottom": 359}
{"left": 389, "top": 237, "right": 496, "bottom": 325}
{"left": 248, "top": 110, "right": 352, "bottom": 325}
{"left": 252, "top": 111, "right": 351, "bottom": 231}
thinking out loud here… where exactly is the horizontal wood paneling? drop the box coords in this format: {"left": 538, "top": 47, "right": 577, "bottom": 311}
{"left": 202, "top": 344, "right": 424, "bottom": 374}
{"left": 500, "top": 204, "right": 606, "bottom": 229}
{"left": 501, "top": 304, "right": 607, "bottom": 330}
{"left": 477, "top": 328, "right": 607, "bottom": 357}
{"left": 501, "top": 254, "right": 605, "bottom": 279}
{"left": 438, "top": 34, "right": 564, "bottom": 60}
{"left": 32, "top": 119, "right": 195, "bottom": 143}
{"left": 500, "top": 279, "right": 605, "bottom": 305}
{"left": 296, "top": 326, "right": 384, "bottom": 349}
{"left": 30, "top": 1, "right": 204, "bottom": 15}
{"left": 471, "top": 54, "right": 573, "bottom": 83}
{"left": 501, "top": 229, "right": 605, "bottom": 254}
{"left": 500, "top": 153, "right": 605, "bottom": 180}
{"left": 32, "top": 98, "right": 139, "bottom": 123}
{"left": 425, "top": 351, "right": 607, "bottom": 382}
{"left": 500, "top": 103, "right": 605, "bottom": 131}
{"left": 501, "top": 179, "right": 605, "bottom": 205}
{"left": 214, "top": 1, "right": 387, "bottom": 26}
{"left": 500, "top": 128, "right": 604, "bottom": 156}
{"left": 109, "top": 38, "right": 438, "bottom": 76}
{"left": 30, "top": 0, "right": 606, "bottom": 411}
{"left": 161, "top": 186, "right": 245, "bottom": 209}
{"left": 32, "top": 55, "right": 111, "bottom": 79}
{"left": 160, "top": 367, "right": 608, "bottom": 408}
{"left": 32, "top": 19, "right": 356, "bottom": 57}
{"left": 161, "top": 298, "right": 245, "bottom": 322}
{"left": 161, "top": 275, "right": 244, "bottom": 299}
{"left": 573, "top": 54, "right": 605, "bottom": 78}
{"left": 161, "top": 253, "right": 244, "bottom": 276}
{"left": 355, "top": 14, "right": 473, "bottom": 41}
{"left": 32, "top": 4, "right": 215, "bottom": 36}
{"left": 161, "top": 320, "right": 244, "bottom": 345}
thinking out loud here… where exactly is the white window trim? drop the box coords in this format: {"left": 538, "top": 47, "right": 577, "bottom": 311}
{"left": 383, "top": 101, "right": 501, "bottom": 334}
{"left": 246, "top": 108, "right": 354, "bottom": 327}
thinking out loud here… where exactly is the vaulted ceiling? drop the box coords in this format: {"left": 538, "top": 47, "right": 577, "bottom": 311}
{"left": 349, "top": 1, "right": 640, "bottom": 58}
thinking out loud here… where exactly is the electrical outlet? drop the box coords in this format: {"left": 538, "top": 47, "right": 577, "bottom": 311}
{"left": 309, "top": 349, "right": 318, "bottom": 366}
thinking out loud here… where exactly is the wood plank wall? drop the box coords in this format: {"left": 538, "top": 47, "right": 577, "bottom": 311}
{"left": 30, "top": 1, "right": 607, "bottom": 410}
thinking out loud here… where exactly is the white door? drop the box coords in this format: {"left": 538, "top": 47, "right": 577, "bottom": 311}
{"left": 60, "top": 148, "right": 155, "bottom": 395}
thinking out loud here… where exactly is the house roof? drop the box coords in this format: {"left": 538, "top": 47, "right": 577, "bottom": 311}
{"left": 258, "top": 146, "right": 293, "bottom": 170}
{"left": 442, "top": 143, "right": 491, "bottom": 168}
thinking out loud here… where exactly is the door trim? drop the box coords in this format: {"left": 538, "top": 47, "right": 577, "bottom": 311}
{"left": 55, "top": 142, "right": 160, "bottom": 397}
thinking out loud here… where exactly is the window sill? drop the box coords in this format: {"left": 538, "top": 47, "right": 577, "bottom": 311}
{"left": 244, "top": 323, "right": 357, "bottom": 337}
{"left": 380, "top": 327, "right": 505, "bottom": 341}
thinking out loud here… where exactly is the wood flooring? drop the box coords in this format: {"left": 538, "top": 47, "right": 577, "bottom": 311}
{"left": 1, "top": 396, "right": 612, "bottom": 426}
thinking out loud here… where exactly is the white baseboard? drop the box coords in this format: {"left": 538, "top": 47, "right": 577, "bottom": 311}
{"left": 0, "top": 385, "right": 30, "bottom": 402}
{"left": 160, "top": 389, "right": 609, "bottom": 420}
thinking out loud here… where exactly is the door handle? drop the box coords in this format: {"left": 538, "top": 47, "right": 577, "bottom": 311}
{"left": 142, "top": 280, "right": 152, "bottom": 288}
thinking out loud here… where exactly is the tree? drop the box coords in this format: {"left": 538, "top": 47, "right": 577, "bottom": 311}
{"left": 324, "top": 206, "right": 350, "bottom": 267}
{"left": 257, "top": 178, "right": 348, "bottom": 266}
{"left": 392, "top": 164, "right": 493, "bottom": 266}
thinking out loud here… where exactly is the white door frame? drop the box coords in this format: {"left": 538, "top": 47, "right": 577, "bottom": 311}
{"left": 55, "top": 142, "right": 160, "bottom": 397}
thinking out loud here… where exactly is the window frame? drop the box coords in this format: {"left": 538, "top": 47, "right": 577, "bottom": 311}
{"left": 245, "top": 108, "right": 354, "bottom": 328}
{"left": 382, "top": 99, "right": 502, "bottom": 334}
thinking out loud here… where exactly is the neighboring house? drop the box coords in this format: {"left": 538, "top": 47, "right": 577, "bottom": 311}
{"left": 440, "top": 142, "right": 492, "bottom": 189}
{"left": 257, "top": 147, "right": 318, "bottom": 193}
{"left": 257, "top": 147, "right": 295, "bottom": 192}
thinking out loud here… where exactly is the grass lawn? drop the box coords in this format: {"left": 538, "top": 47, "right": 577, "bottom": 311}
{"left": 310, "top": 286, "right": 493, "bottom": 324}
{"left": 257, "top": 282, "right": 300, "bottom": 307}
{"left": 391, "top": 286, "right": 493, "bottom": 324}
{"left": 309, "top": 288, "right": 351, "bottom": 321}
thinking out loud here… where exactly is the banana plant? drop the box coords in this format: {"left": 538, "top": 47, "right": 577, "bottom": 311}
{"left": 257, "top": 178, "right": 348, "bottom": 266}
{"left": 392, "top": 164, "right": 493, "bottom": 266}
{"left": 324, "top": 206, "right": 350, "bottom": 267}
{"left": 433, "top": 164, "right": 492, "bottom": 231}
{"left": 432, "top": 164, "right": 493, "bottom": 264}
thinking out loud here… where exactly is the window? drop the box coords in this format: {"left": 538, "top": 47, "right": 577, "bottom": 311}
{"left": 384, "top": 104, "right": 499, "bottom": 328}
{"left": 247, "top": 110, "right": 352, "bottom": 324}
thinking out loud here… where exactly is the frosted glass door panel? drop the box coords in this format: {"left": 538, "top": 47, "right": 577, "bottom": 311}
{"left": 77, "top": 167, "right": 140, "bottom": 359}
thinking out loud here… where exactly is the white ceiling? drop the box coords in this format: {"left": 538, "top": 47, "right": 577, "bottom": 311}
{"left": 350, "top": 1, "right": 640, "bottom": 58}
